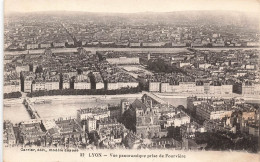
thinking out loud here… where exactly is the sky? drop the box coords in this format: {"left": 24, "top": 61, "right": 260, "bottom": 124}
{"left": 4, "top": 0, "right": 260, "bottom": 13}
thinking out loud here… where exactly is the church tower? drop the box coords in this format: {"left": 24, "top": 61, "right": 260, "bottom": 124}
{"left": 120, "top": 99, "right": 130, "bottom": 115}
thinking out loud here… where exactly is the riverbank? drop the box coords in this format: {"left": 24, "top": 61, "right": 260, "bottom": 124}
{"left": 155, "top": 92, "right": 260, "bottom": 100}
{"left": 27, "top": 93, "right": 143, "bottom": 100}
{"left": 4, "top": 47, "right": 259, "bottom": 55}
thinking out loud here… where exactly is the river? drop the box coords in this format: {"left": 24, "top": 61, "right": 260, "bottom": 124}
{"left": 3, "top": 99, "right": 31, "bottom": 124}
{"left": 4, "top": 47, "right": 189, "bottom": 55}
{"left": 33, "top": 97, "right": 136, "bottom": 120}
{"left": 3, "top": 94, "right": 187, "bottom": 122}
{"left": 5, "top": 47, "right": 259, "bottom": 56}
{"left": 3, "top": 94, "right": 259, "bottom": 123}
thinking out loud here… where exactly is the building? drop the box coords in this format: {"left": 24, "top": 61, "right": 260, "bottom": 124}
{"left": 206, "top": 84, "right": 233, "bottom": 95}
{"left": 67, "top": 40, "right": 74, "bottom": 46}
{"left": 199, "top": 63, "right": 211, "bottom": 69}
{"left": 30, "top": 72, "right": 60, "bottom": 92}
{"left": 242, "top": 83, "right": 260, "bottom": 95}
{"left": 203, "top": 119, "right": 231, "bottom": 132}
{"left": 40, "top": 43, "right": 51, "bottom": 48}
{"left": 161, "top": 83, "right": 182, "bottom": 93}
{"left": 179, "top": 62, "right": 191, "bottom": 68}
{"left": 106, "top": 57, "right": 139, "bottom": 65}
{"left": 44, "top": 75, "right": 60, "bottom": 91}
{"left": 149, "top": 82, "right": 161, "bottom": 92}
{"left": 3, "top": 121, "right": 16, "bottom": 147}
{"left": 43, "top": 118, "right": 85, "bottom": 146}
{"left": 93, "top": 72, "right": 104, "bottom": 89}
{"left": 151, "top": 80, "right": 233, "bottom": 95}
{"left": 53, "top": 42, "right": 65, "bottom": 47}
{"left": 44, "top": 81, "right": 59, "bottom": 91}
{"left": 115, "top": 42, "right": 129, "bottom": 47}
{"left": 247, "top": 42, "right": 260, "bottom": 47}
{"left": 21, "top": 71, "right": 35, "bottom": 93}
{"left": 172, "top": 42, "right": 186, "bottom": 47}
{"left": 62, "top": 73, "right": 70, "bottom": 89}
{"left": 54, "top": 118, "right": 84, "bottom": 146}
{"left": 196, "top": 103, "right": 233, "bottom": 120}
{"left": 20, "top": 121, "right": 46, "bottom": 145}
{"left": 77, "top": 107, "right": 110, "bottom": 123}
{"left": 96, "top": 82, "right": 104, "bottom": 89}
{"left": 120, "top": 99, "right": 130, "bottom": 115}
{"left": 26, "top": 43, "right": 39, "bottom": 49}
{"left": 142, "top": 42, "right": 166, "bottom": 47}
{"left": 4, "top": 80, "right": 21, "bottom": 93}
{"left": 98, "top": 119, "right": 125, "bottom": 147}
{"left": 43, "top": 120, "right": 61, "bottom": 145}
{"left": 131, "top": 99, "right": 161, "bottom": 138}
{"left": 74, "top": 74, "right": 91, "bottom": 90}
{"left": 161, "top": 112, "right": 190, "bottom": 128}
{"left": 85, "top": 118, "right": 97, "bottom": 132}
{"left": 32, "top": 80, "right": 45, "bottom": 92}
{"left": 129, "top": 43, "right": 141, "bottom": 47}
{"left": 149, "top": 138, "right": 181, "bottom": 149}
{"left": 245, "top": 64, "right": 255, "bottom": 70}
{"left": 180, "top": 122, "right": 205, "bottom": 139}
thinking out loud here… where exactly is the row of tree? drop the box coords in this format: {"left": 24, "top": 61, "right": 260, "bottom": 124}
{"left": 27, "top": 87, "right": 142, "bottom": 97}
{"left": 4, "top": 92, "right": 22, "bottom": 99}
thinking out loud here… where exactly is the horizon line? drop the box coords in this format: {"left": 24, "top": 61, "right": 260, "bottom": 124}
{"left": 5, "top": 9, "right": 260, "bottom": 15}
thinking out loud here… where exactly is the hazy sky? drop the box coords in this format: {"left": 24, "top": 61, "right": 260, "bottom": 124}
{"left": 4, "top": 0, "right": 260, "bottom": 13}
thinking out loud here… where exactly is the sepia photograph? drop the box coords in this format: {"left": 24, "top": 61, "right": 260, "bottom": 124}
{"left": 2, "top": 0, "right": 260, "bottom": 161}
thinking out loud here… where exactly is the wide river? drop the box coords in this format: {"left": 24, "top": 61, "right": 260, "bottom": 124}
{"left": 4, "top": 47, "right": 259, "bottom": 55}
{"left": 3, "top": 94, "right": 188, "bottom": 123}
{"left": 4, "top": 94, "right": 259, "bottom": 123}
{"left": 4, "top": 47, "right": 188, "bottom": 55}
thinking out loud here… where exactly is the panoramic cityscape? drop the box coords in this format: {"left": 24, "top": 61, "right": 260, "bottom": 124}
{"left": 3, "top": 8, "right": 260, "bottom": 155}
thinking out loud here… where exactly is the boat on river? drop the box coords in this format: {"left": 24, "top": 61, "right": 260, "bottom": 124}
{"left": 34, "top": 99, "right": 52, "bottom": 104}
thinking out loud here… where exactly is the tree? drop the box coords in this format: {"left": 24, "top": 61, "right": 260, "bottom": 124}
{"left": 148, "top": 131, "right": 154, "bottom": 139}
{"left": 121, "top": 109, "right": 136, "bottom": 131}
{"left": 77, "top": 69, "right": 83, "bottom": 75}
{"left": 123, "top": 133, "right": 135, "bottom": 148}
{"left": 4, "top": 91, "right": 22, "bottom": 99}
{"left": 88, "top": 131, "right": 100, "bottom": 146}
{"left": 35, "top": 65, "right": 43, "bottom": 73}
{"left": 29, "top": 64, "right": 33, "bottom": 72}
{"left": 147, "top": 58, "right": 187, "bottom": 74}
{"left": 177, "top": 105, "right": 185, "bottom": 110}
